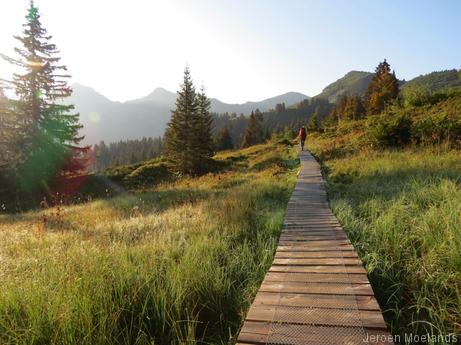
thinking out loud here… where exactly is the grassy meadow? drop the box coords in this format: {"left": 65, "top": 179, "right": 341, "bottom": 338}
{"left": 308, "top": 135, "right": 461, "bottom": 341}
{"left": 0, "top": 141, "right": 298, "bottom": 345}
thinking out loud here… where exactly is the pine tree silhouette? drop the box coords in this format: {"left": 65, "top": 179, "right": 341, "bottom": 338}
{"left": 195, "top": 85, "right": 214, "bottom": 167}
{"left": 242, "top": 110, "right": 264, "bottom": 147}
{"left": 215, "top": 126, "right": 233, "bottom": 151}
{"left": 165, "top": 67, "right": 214, "bottom": 174}
{"left": 1, "top": 1, "right": 87, "bottom": 191}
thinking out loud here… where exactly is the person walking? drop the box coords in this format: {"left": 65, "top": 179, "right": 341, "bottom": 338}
{"left": 298, "top": 126, "right": 307, "bottom": 151}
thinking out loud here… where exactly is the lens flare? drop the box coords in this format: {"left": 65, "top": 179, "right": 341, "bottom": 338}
{"left": 89, "top": 112, "right": 101, "bottom": 123}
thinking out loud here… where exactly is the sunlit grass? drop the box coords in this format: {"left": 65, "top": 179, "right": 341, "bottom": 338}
{"left": 308, "top": 135, "right": 461, "bottom": 341}
{"left": 0, "top": 140, "right": 298, "bottom": 345}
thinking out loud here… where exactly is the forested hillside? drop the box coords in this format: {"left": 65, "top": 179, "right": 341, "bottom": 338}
{"left": 402, "top": 69, "right": 461, "bottom": 92}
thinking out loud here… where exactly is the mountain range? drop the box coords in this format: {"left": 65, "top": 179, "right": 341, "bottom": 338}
{"left": 70, "top": 84, "right": 308, "bottom": 144}
{"left": 71, "top": 68, "right": 461, "bottom": 144}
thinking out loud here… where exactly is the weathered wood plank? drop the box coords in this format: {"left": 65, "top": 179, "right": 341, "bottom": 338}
{"left": 239, "top": 321, "right": 393, "bottom": 345}
{"left": 264, "top": 272, "right": 367, "bottom": 283}
{"left": 277, "top": 244, "right": 355, "bottom": 252}
{"left": 246, "top": 304, "right": 386, "bottom": 329}
{"left": 259, "top": 281, "right": 375, "bottom": 295}
{"left": 253, "top": 292, "right": 380, "bottom": 310}
{"left": 269, "top": 264, "right": 367, "bottom": 274}
{"left": 272, "top": 257, "right": 362, "bottom": 266}
{"left": 275, "top": 250, "right": 358, "bottom": 259}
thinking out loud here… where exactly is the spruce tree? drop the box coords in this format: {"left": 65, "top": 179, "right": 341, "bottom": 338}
{"left": 164, "top": 67, "right": 200, "bottom": 174}
{"left": 1, "top": 1, "right": 86, "bottom": 191}
{"left": 195, "top": 86, "right": 214, "bottom": 164}
{"left": 215, "top": 126, "right": 233, "bottom": 151}
{"left": 345, "top": 95, "right": 365, "bottom": 120}
{"left": 307, "top": 109, "right": 320, "bottom": 131}
{"left": 242, "top": 110, "right": 264, "bottom": 147}
{"left": 365, "top": 59, "right": 400, "bottom": 115}
{"left": 0, "top": 88, "right": 15, "bottom": 168}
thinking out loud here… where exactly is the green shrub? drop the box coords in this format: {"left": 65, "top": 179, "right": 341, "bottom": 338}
{"left": 336, "top": 119, "right": 365, "bottom": 136}
{"left": 103, "top": 158, "right": 165, "bottom": 185}
{"left": 402, "top": 85, "right": 456, "bottom": 108}
{"left": 365, "top": 112, "right": 412, "bottom": 148}
{"left": 123, "top": 162, "right": 171, "bottom": 188}
{"left": 412, "top": 111, "right": 461, "bottom": 146}
{"left": 103, "top": 163, "right": 142, "bottom": 183}
{"left": 276, "top": 138, "right": 294, "bottom": 146}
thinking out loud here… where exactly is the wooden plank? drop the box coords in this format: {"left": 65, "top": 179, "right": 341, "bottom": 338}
{"left": 279, "top": 233, "right": 347, "bottom": 238}
{"left": 275, "top": 251, "right": 358, "bottom": 258}
{"left": 264, "top": 272, "right": 368, "bottom": 284}
{"left": 277, "top": 239, "right": 352, "bottom": 246}
{"left": 269, "top": 265, "right": 367, "bottom": 274}
{"left": 280, "top": 230, "right": 346, "bottom": 235}
{"left": 246, "top": 305, "right": 387, "bottom": 329}
{"left": 239, "top": 321, "right": 393, "bottom": 345}
{"left": 260, "top": 281, "right": 374, "bottom": 296}
{"left": 279, "top": 235, "right": 348, "bottom": 241}
{"left": 277, "top": 244, "right": 355, "bottom": 252}
{"left": 253, "top": 291, "right": 380, "bottom": 310}
{"left": 273, "top": 258, "right": 362, "bottom": 266}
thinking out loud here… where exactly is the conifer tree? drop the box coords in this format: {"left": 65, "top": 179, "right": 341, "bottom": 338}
{"left": 331, "top": 94, "right": 366, "bottom": 121}
{"left": 365, "top": 59, "right": 400, "bottom": 115}
{"left": 215, "top": 126, "right": 233, "bottom": 151}
{"left": 242, "top": 109, "right": 264, "bottom": 147}
{"left": 0, "top": 88, "right": 19, "bottom": 171}
{"left": 1, "top": 1, "right": 86, "bottom": 191}
{"left": 345, "top": 95, "right": 365, "bottom": 120}
{"left": 307, "top": 109, "right": 320, "bottom": 131}
{"left": 164, "top": 67, "right": 202, "bottom": 174}
{"left": 195, "top": 86, "right": 214, "bottom": 162}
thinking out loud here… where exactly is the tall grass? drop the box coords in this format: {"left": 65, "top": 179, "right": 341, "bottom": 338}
{"left": 0, "top": 141, "right": 298, "bottom": 345}
{"left": 308, "top": 136, "right": 461, "bottom": 342}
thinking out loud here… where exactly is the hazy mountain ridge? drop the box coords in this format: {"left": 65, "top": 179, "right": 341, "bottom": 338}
{"left": 128, "top": 88, "right": 309, "bottom": 113}
{"left": 70, "top": 84, "right": 309, "bottom": 144}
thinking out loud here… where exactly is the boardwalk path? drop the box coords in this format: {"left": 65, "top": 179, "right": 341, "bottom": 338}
{"left": 237, "top": 151, "right": 393, "bottom": 345}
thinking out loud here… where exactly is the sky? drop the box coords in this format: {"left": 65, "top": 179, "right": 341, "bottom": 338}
{"left": 0, "top": 0, "right": 460, "bottom": 103}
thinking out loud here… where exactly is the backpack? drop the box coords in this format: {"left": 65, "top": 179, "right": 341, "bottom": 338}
{"left": 299, "top": 127, "right": 307, "bottom": 140}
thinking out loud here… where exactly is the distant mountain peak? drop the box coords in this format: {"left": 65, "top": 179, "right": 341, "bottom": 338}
{"left": 71, "top": 82, "right": 113, "bottom": 103}
{"left": 126, "top": 87, "right": 176, "bottom": 105}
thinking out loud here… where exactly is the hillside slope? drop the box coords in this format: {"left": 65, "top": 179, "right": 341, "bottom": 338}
{"left": 401, "top": 69, "right": 461, "bottom": 92}
{"left": 315, "top": 71, "right": 373, "bottom": 103}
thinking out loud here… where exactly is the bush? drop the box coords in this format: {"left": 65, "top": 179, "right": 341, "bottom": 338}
{"left": 336, "top": 119, "right": 365, "bottom": 136}
{"left": 123, "top": 162, "right": 170, "bottom": 188}
{"left": 277, "top": 138, "right": 294, "bottom": 146}
{"left": 365, "top": 112, "right": 412, "bottom": 148}
{"left": 103, "top": 163, "right": 142, "bottom": 183}
{"left": 412, "top": 111, "right": 461, "bottom": 146}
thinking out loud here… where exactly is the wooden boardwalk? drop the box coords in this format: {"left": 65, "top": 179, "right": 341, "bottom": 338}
{"left": 237, "top": 151, "right": 393, "bottom": 345}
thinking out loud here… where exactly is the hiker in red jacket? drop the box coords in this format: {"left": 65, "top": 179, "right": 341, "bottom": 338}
{"left": 298, "top": 126, "right": 307, "bottom": 151}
